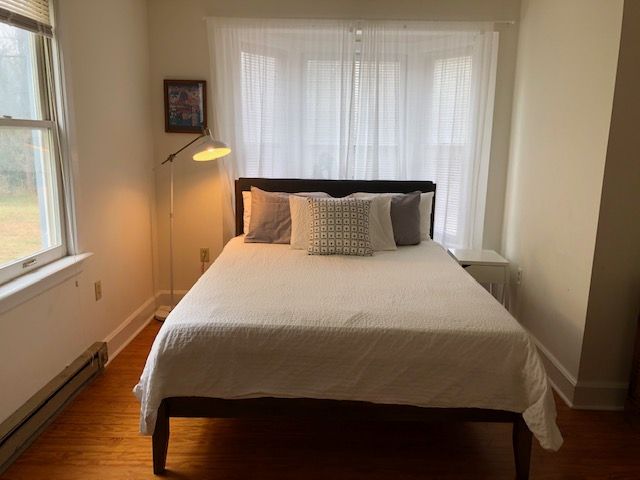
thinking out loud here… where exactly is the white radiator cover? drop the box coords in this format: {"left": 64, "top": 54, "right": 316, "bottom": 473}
{"left": 0, "top": 342, "right": 107, "bottom": 473}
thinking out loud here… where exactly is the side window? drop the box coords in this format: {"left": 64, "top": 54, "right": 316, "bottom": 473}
{"left": 0, "top": 19, "right": 67, "bottom": 284}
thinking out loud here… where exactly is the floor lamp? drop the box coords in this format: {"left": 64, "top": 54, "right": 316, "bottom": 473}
{"left": 154, "top": 128, "right": 231, "bottom": 321}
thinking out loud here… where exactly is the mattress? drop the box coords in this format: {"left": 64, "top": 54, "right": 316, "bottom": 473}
{"left": 134, "top": 237, "right": 563, "bottom": 450}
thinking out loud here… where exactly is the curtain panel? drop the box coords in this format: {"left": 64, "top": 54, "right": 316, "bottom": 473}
{"left": 207, "top": 18, "right": 498, "bottom": 248}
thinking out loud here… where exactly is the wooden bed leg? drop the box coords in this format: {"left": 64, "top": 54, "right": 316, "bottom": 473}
{"left": 512, "top": 415, "right": 532, "bottom": 480}
{"left": 152, "top": 400, "right": 170, "bottom": 475}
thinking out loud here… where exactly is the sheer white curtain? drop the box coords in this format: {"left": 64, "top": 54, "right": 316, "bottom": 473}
{"left": 207, "top": 18, "right": 498, "bottom": 248}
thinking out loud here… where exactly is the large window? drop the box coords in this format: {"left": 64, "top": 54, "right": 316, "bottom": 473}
{"left": 0, "top": 13, "right": 66, "bottom": 284}
{"left": 209, "top": 19, "right": 498, "bottom": 248}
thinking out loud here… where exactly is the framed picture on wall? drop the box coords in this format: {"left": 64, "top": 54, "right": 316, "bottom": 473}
{"left": 164, "top": 79, "right": 207, "bottom": 133}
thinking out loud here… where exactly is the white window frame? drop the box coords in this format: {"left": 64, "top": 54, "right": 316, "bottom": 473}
{"left": 0, "top": 24, "right": 68, "bottom": 286}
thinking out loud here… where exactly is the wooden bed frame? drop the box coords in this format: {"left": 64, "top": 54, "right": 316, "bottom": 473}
{"left": 151, "top": 178, "right": 533, "bottom": 479}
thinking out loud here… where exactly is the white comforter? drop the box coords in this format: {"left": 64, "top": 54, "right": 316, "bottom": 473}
{"left": 134, "top": 237, "right": 563, "bottom": 450}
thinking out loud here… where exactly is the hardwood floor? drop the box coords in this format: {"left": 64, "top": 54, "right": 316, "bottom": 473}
{"left": 2, "top": 321, "right": 640, "bottom": 480}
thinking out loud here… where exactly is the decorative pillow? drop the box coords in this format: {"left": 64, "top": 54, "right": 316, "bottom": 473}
{"left": 390, "top": 191, "right": 421, "bottom": 245}
{"left": 242, "top": 191, "right": 252, "bottom": 234}
{"left": 348, "top": 191, "right": 434, "bottom": 241}
{"left": 307, "top": 198, "right": 373, "bottom": 256}
{"left": 244, "top": 187, "right": 291, "bottom": 243}
{"left": 244, "top": 189, "right": 329, "bottom": 243}
{"left": 289, "top": 193, "right": 331, "bottom": 250}
{"left": 347, "top": 193, "right": 396, "bottom": 251}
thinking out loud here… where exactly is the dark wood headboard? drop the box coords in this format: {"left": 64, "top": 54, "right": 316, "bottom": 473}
{"left": 235, "top": 178, "right": 436, "bottom": 237}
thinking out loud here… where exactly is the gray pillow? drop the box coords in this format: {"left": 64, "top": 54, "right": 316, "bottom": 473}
{"left": 307, "top": 198, "right": 373, "bottom": 256}
{"left": 245, "top": 187, "right": 291, "bottom": 244}
{"left": 244, "top": 188, "right": 329, "bottom": 244}
{"left": 390, "top": 191, "right": 421, "bottom": 245}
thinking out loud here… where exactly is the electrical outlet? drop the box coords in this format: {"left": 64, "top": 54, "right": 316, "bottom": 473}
{"left": 199, "top": 248, "right": 210, "bottom": 263}
{"left": 94, "top": 281, "right": 102, "bottom": 301}
{"left": 516, "top": 268, "right": 523, "bottom": 286}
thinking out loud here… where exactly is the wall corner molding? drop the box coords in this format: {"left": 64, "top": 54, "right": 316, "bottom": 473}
{"left": 572, "top": 380, "right": 628, "bottom": 411}
{"left": 529, "top": 333, "right": 628, "bottom": 411}
{"left": 104, "top": 296, "right": 156, "bottom": 364}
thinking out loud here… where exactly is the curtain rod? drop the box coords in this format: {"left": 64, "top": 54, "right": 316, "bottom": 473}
{"left": 202, "top": 16, "right": 516, "bottom": 25}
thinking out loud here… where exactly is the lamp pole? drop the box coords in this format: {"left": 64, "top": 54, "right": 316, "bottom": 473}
{"left": 155, "top": 128, "right": 217, "bottom": 322}
{"left": 169, "top": 158, "right": 174, "bottom": 310}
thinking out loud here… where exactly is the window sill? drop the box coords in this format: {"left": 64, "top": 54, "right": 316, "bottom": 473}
{"left": 0, "top": 253, "right": 93, "bottom": 315}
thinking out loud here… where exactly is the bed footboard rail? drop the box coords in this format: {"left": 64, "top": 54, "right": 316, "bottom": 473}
{"left": 151, "top": 397, "right": 532, "bottom": 478}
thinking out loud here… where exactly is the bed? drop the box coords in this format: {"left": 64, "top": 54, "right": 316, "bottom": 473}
{"left": 135, "top": 178, "right": 562, "bottom": 479}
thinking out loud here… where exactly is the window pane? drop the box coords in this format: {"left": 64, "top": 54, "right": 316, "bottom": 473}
{"left": 304, "top": 59, "right": 348, "bottom": 178}
{"left": 0, "top": 127, "right": 61, "bottom": 266}
{"left": 430, "top": 56, "right": 472, "bottom": 145}
{"left": 0, "top": 22, "right": 43, "bottom": 120}
{"left": 240, "top": 51, "right": 277, "bottom": 177}
{"left": 352, "top": 59, "right": 401, "bottom": 179}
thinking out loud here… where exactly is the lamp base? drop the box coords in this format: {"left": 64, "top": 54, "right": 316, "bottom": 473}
{"left": 154, "top": 305, "right": 172, "bottom": 322}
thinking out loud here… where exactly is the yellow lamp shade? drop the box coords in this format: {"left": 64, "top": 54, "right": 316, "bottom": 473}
{"left": 193, "top": 145, "right": 231, "bottom": 161}
{"left": 192, "top": 136, "right": 231, "bottom": 162}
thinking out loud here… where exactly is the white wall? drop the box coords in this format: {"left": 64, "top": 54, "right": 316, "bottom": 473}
{"left": 502, "top": 0, "right": 623, "bottom": 400}
{"left": 148, "top": 0, "right": 225, "bottom": 294}
{"left": 0, "top": 0, "right": 156, "bottom": 424}
{"left": 148, "top": 0, "right": 522, "bottom": 292}
{"left": 2, "top": 0, "right": 634, "bottom": 426}
{"left": 0, "top": 0, "right": 522, "bottom": 425}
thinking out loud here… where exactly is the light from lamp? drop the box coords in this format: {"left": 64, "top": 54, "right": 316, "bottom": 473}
{"left": 193, "top": 146, "right": 231, "bottom": 161}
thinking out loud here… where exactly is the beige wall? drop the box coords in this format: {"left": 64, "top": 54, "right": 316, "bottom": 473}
{"left": 201, "top": 0, "right": 520, "bottom": 20}
{"left": 502, "top": 0, "right": 623, "bottom": 389}
{"left": 2, "top": 0, "right": 635, "bottom": 426}
{"left": 148, "top": 0, "right": 522, "bottom": 292}
{"left": 577, "top": 1, "right": 640, "bottom": 397}
{"left": 0, "top": 0, "right": 155, "bottom": 424}
{"left": 148, "top": 0, "right": 224, "bottom": 294}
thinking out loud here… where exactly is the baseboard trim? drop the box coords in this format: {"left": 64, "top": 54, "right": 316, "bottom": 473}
{"left": 545, "top": 375, "right": 574, "bottom": 410}
{"left": 104, "top": 296, "right": 156, "bottom": 365}
{"left": 0, "top": 295, "right": 159, "bottom": 474}
{"left": 0, "top": 343, "right": 107, "bottom": 474}
{"left": 573, "top": 380, "right": 628, "bottom": 411}
{"left": 529, "top": 334, "right": 577, "bottom": 407}
{"left": 529, "top": 333, "right": 628, "bottom": 410}
{"left": 104, "top": 291, "right": 191, "bottom": 365}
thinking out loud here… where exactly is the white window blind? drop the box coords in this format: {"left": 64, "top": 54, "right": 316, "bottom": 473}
{"left": 208, "top": 18, "right": 498, "bottom": 248}
{"left": 0, "top": 0, "right": 52, "bottom": 37}
{"left": 351, "top": 59, "right": 402, "bottom": 180}
{"left": 240, "top": 51, "right": 277, "bottom": 177}
{"left": 304, "top": 59, "right": 348, "bottom": 178}
{"left": 427, "top": 55, "right": 473, "bottom": 244}
{"left": 431, "top": 55, "right": 473, "bottom": 145}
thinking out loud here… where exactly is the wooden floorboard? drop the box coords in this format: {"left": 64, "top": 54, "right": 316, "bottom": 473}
{"left": 2, "top": 321, "right": 640, "bottom": 479}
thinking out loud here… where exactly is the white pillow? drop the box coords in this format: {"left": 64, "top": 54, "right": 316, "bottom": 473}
{"left": 290, "top": 195, "right": 313, "bottom": 250}
{"left": 242, "top": 191, "right": 252, "bottom": 234}
{"left": 419, "top": 191, "right": 434, "bottom": 240}
{"left": 348, "top": 193, "right": 396, "bottom": 251}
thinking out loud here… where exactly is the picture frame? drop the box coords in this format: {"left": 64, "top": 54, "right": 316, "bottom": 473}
{"left": 164, "top": 79, "right": 207, "bottom": 133}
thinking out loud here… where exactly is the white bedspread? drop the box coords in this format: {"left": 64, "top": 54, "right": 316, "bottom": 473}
{"left": 134, "top": 237, "right": 563, "bottom": 450}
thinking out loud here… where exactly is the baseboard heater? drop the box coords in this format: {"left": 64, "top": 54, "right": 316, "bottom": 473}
{"left": 0, "top": 342, "right": 108, "bottom": 474}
